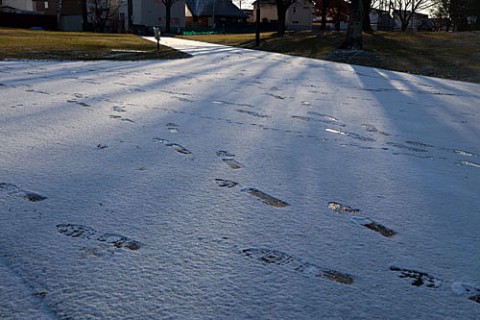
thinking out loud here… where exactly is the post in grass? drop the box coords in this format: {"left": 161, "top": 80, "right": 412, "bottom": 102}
{"left": 153, "top": 27, "right": 161, "bottom": 52}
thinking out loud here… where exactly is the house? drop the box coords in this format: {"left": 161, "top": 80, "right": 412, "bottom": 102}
{"left": 0, "top": 0, "right": 81, "bottom": 31}
{"left": 58, "top": 0, "right": 83, "bottom": 31}
{"left": 129, "top": 0, "right": 185, "bottom": 34}
{"left": 1, "top": 0, "right": 33, "bottom": 11}
{"left": 0, "top": 0, "right": 57, "bottom": 29}
{"left": 185, "top": 0, "right": 247, "bottom": 29}
{"left": 251, "top": 0, "right": 313, "bottom": 31}
{"left": 393, "top": 10, "right": 433, "bottom": 31}
{"left": 369, "top": 8, "right": 394, "bottom": 31}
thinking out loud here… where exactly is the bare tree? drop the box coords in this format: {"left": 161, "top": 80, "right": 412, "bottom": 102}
{"left": 275, "top": 0, "right": 296, "bottom": 36}
{"left": 86, "top": 0, "right": 123, "bottom": 32}
{"left": 431, "top": 0, "right": 478, "bottom": 31}
{"left": 389, "top": 0, "right": 435, "bottom": 31}
{"left": 162, "top": 0, "right": 181, "bottom": 34}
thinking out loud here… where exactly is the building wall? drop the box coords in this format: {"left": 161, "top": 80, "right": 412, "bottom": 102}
{"left": 253, "top": 0, "right": 312, "bottom": 29}
{"left": 33, "top": 0, "right": 57, "bottom": 15}
{"left": 286, "top": 0, "right": 312, "bottom": 30}
{"left": 59, "top": 0, "right": 82, "bottom": 31}
{"left": 252, "top": 3, "right": 277, "bottom": 23}
{"left": 3, "top": 0, "right": 33, "bottom": 11}
{"left": 132, "top": 0, "right": 185, "bottom": 31}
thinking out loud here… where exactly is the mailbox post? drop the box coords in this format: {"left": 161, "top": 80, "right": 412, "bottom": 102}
{"left": 153, "top": 27, "right": 161, "bottom": 52}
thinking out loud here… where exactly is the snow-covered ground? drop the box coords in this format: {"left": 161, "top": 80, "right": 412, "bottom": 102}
{"left": 1, "top": 37, "right": 479, "bottom": 319}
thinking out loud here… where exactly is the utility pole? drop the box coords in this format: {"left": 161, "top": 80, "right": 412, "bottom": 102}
{"left": 212, "top": 0, "right": 216, "bottom": 29}
{"left": 255, "top": 1, "right": 260, "bottom": 46}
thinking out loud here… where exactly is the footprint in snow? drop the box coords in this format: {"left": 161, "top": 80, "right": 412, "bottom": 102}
{"left": 214, "top": 179, "right": 288, "bottom": 208}
{"left": 458, "top": 160, "right": 480, "bottom": 169}
{"left": 325, "top": 128, "right": 375, "bottom": 142}
{"left": 215, "top": 179, "right": 238, "bottom": 188}
{"left": 112, "top": 106, "right": 127, "bottom": 113}
{"left": 97, "top": 233, "right": 142, "bottom": 250}
{"left": 389, "top": 266, "right": 441, "bottom": 288}
{"left": 235, "top": 109, "right": 269, "bottom": 118}
{"left": 67, "top": 99, "right": 90, "bottom": 107}
{"left": 451, "top": 282, "right": 480, "bottom": 304}
{"left": 307, "top": 112, "right": 346, "bottom": 127}
{"left": 327, "top": 201, "right": 396, "bottom": 238}
{"left": 242, "top": 248, "right": 353, "bottom": 285}
{"left": 0, "top": 182, "right": 47, "bottom": 202}
{"left": 241, "top": 187, "right": 289, "bottom": 208}
{"left": 56, "top": 223, "right": 97, "bottom": 240}
{"left": 154, "top": 138, "right": 192, "bottom": 155}
{"left": 56, "top": 224, "right": 141, "bottom": 251}
{"left": 386, "top": 142, "right": 428, "bottom": 153}
{"left": 328, "top": 201, "right": 360, "bottom": 214}
{"left": 361, "top": 124, "right": 390, "bottom": 136}
{"left": 110, "top": 115, "right": 135, "bottom": 123}
{"left": 216, "top": 150, "right": 242, "bottom": 169}
{"left": 166, "top": 123, "right": 180, "bottom": 133}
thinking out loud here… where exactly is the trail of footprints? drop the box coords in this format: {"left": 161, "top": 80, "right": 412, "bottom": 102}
{"left": 3, "top": 98, "right": 478, "bottom": 307}
{"left": 212, "top": 146, "right": 477, "bottom": 303}
{"left": 291, "top": 111, "right": 479, "bottom": 166}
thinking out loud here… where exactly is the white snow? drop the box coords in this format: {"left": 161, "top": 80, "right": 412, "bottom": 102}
{"left": 1, "top": 37, "right": 479, "bottom": 319}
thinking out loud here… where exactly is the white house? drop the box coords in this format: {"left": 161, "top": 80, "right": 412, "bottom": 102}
{"left": 130, "top": 0, "right": 185, "bottom": 33}
{"left": 1, "top": 0, "right": 33, "bottom": 11}
{"left": 286, "top": 0, "right": 312, "bottom": 30}
{"left": 252, "top": 0, "right": 313, "bottom": 30}
{"left": 393, "top": 10, "right": 433, "bottom": 31}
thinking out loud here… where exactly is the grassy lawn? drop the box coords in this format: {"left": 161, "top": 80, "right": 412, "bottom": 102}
{"left": 182, "top": 30, "right": 480, "bottom": 84}
{"left": 1, "top": 28, "right": 479, "bottom": 83}
{"left": 0, "top": 28, "right": 190, "bottom": 60}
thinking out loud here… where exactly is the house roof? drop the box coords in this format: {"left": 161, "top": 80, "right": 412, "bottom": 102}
{"left": 252, "top": 0, "right": 277, "bottom": 4}
{"left": 0, "top": 5, "right": 45, "bottom": 15}
{"left": 186, "top": 0, "right": 247, "bottom": 18}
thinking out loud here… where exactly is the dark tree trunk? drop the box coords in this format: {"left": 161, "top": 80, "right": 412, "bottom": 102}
{"left": 321, "top": 0, "right": 330, "bottom": 30}
{"left": 362, "top": 0, "right": 373, "bottom": 33}
{"left": 276, "top": 0, "right": 288, "bottom": 36}
{"left": 165, "top": 2, "right": 172, "bottom": 33}
{"left": 340, "top": 0, "right": 363, "bottom": 50}
{"left": 162, "top": 0, "right": 179, "bottom": 34}
{"left": 81, "top": 0, "right": 88, "bottom": 31}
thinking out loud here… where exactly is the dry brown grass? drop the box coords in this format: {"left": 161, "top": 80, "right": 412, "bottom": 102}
{"left": 182, "top": 30, "right": 480, "bottom": 83}
{"left": 0, "top": 28, "right": 190, "bottom": 60}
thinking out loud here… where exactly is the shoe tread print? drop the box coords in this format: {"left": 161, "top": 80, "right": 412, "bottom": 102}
{"left": 452, "top": 282, "right": 480, "bottom": 304}
{"left": 242, "top": 248, "right": 353, "bottom": 285}
{"left": 389, "top": 266, "right": 441, "bottom": 288}
{"left": 241, "top": 188, "right": 289, "bottom": 208}
{"left": 56, "top": 224, "right": 97, "bottom": 240}
{"left": 0, "top": 182, "right": 47, "bottom": 202}
{"left": 328, "top": 201, "right": 396, "bottom": 238}
{"left": 56, "top": 224, "right": 141, "bottom": 251}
